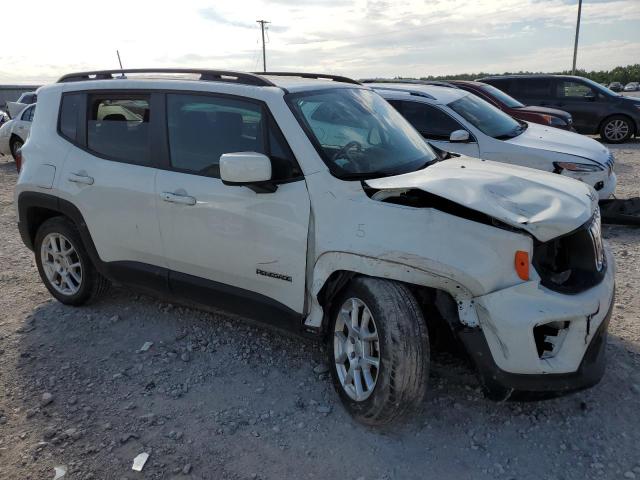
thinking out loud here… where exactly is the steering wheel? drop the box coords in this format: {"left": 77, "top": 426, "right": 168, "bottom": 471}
{"left": 332, "top": 141, "right": 363, "bottom": 163}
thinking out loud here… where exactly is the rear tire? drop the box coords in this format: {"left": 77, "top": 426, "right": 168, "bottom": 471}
{"left": 10, "top": 136, "right": 23, "bottom": 160}
{"left": 600, "top": 115, "right": 633, "bottom": 143}
{"left": 34, "top": 217, "right": 110, "bottom": 306}
{"left": 328, "top": 277, "right": 430, "bottom": 425}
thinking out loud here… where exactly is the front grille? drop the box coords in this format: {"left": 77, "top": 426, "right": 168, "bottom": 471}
{"left": 532, "top": 212, "right": 606, "bottom": 294}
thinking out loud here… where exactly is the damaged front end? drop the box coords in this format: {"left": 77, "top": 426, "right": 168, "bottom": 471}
{"left": 364, "top": 158, "right": 615, "bottom": 399}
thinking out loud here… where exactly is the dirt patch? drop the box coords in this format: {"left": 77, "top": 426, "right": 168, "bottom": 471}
{"left": 0, "top": 140, "right": 639, "bottom": 480}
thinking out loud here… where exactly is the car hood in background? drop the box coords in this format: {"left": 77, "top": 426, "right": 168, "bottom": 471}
{"left": 6, "top": 102, "right": 28, "bottom": 119}
{"left": 516, "top": 105, "right": 572, "bottom": 121}
{"left": 505, "top": 122, "right": 610, "bottom": 165}
{"left": 365, "top": 156, "right": 596, "bottom": 242}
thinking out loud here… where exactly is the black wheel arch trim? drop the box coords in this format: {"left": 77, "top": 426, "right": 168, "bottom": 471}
{"left": 18, "top": 191, "right": 111, "bottom": 279}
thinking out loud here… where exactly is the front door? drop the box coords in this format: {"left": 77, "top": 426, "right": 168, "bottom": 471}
{"left": 155, "top": 93, "right": 310, "bottom": 318}
{"left": 552, "top": 79, "right": 602, "bottom": 133}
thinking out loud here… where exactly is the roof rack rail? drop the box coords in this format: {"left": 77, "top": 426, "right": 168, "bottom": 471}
{"left": 368, "top": 85, "right": 436, "bottom": 100}
{"left": 361, "top": 79, "right": 458, "bottom": 89}
{"left": 256, "top": 72, "right": 361, "bottom": 85}
{"left": 57, "top": 69, "right": 276, "bottom": 87}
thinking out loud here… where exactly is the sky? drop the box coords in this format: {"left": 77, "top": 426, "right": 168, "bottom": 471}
{"left": 1, "top": 0, "right": 638, "bottom": 84}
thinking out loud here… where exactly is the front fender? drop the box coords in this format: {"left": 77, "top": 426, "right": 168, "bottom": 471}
{"left": 304, "top": 251, "right": 480, "bottom": 329}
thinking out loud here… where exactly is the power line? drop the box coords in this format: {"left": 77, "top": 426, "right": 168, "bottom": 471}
{"left": 256, "top": 19, "right": 270, "bottom": 72}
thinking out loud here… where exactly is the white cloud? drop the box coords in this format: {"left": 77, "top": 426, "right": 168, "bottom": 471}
{"left": 0, "top": 0, "right": 638, "bottom": 83}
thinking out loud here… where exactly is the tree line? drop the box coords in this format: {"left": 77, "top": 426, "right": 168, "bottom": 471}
{"left": 409, "top": 64, "right": 640, "bottom": 85}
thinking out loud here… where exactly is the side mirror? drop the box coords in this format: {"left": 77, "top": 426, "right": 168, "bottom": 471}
{"left": 220, "top": 152, "right": 276, "bottom": 193}
{"left": 584, "top": 92, "right": 596, "bottom": 101}
{"left": 449, "top": 130, "right": 470, "bottom": 143}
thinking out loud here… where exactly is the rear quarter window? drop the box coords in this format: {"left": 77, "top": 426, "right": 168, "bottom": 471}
{"left": 59, "top": 93, "right": 83, "bottom": 141}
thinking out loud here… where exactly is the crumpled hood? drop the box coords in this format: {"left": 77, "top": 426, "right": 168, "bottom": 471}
{"left": 365, "top": 156, "right": 597, "bottom": 242}
{"left": 505, "top": 122, "right": 610, "bottom": 166}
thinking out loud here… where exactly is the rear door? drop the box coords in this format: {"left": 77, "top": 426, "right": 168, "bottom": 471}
{"left": 389, "top": 100, "right": 480, "bottom": 157}
{"left": 155, "top": 92, "right": 310, "bottom": 319}
{"left": 57, "top": 91, "right": 165, "bottom": 284}
{"left": 552, "top": 79, "right": 601, "bottom": 133}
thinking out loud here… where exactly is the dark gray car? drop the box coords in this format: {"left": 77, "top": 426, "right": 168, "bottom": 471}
{"left": 479, "top": 75, "right": 640, "bottom": 143}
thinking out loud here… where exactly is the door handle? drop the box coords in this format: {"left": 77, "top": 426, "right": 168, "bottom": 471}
{"left": 68, "top": 172, "right": 94, "bottom": 185}
{"left": 160, "top": 192, "right": 197, "bottom": 206}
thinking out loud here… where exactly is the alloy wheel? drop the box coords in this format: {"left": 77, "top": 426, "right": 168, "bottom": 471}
{"left": 333, "top": 297, "right": 381, "bottom": 402}
{"left": 604, "top": 119, "right": 629, "bottom": 142}
{"left": 40, "top": 233, "right": 83, "bottom": 296}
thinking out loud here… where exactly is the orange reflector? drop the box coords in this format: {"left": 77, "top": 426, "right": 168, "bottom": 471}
{"left": 514, "top": 251, "right": 529, "bottom": 281}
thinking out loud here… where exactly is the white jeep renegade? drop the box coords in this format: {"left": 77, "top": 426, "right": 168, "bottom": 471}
{"left": 15, "top": 69, "right": 615, "bottom": 425}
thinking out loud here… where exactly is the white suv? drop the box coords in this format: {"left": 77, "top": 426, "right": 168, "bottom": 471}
{"left": 15, "top": 69, "right": 615, "bottom": 425}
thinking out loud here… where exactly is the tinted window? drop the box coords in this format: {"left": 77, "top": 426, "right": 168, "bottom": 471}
{"left": 392, "top": 101, "right": 463, "bottom": 140}
{"left": 87, "top": 95, "right": 150, "bottom": 165}
{"left": 479, "top": 84, "right": 524, "bottom": 108}
{"left": 21, "top": 105, "right": 36, "bottom": 122}
{"left": 167, "top": 94, "right": 300, "bottom": 180}
{"left": 485, "top": 78, "right": 514, "bottom": 95}
{"left": 287, "top": 88, "right": 437, "bottom": 179}
{"left": 59, "top": 93, "right": 82, "bottom": 141}
{"left": 557, "top": 80, "right": 594, "bottom": 98}
{"left": 448, "top": 94, "right": 523, "bottom": 139}
{"left": 519, "top": 78, "right": 552, "bottom": 97}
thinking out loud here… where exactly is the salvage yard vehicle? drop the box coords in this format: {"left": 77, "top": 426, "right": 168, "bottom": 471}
{"left": 479, "top": 75, "right": 640, "bottom": 144}
{"left": 370, "top": 82, "right": 617, "bottom": 199}
{"left": 0, "top": 103, "right": 35, "bottom": 160}
{"left": 15, "top": 69, "right": 615, "bottom": 425}
{"left": 7, "top": 91, "right": 37, "bottom": 119}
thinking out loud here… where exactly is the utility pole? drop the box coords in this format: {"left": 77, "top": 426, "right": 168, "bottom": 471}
{"left": 572, "top": 0, "right": 582, "bottom": 75}
{"left": 256, "top": 19, "right": 270, "bottom": 72}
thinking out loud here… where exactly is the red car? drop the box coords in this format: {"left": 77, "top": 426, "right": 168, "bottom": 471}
{"left": 446, "top": 80, "right": 574, "bottom": 130}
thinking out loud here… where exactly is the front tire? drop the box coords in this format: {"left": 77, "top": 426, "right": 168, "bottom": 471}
{"left": 328, "top": 277, "right": 430, "bottom": 425}
{"left": 600, "top": 115, "right": 633, "bottom": 143}
{"left": 34, "top": 217, "right": 110, "bottom": 306}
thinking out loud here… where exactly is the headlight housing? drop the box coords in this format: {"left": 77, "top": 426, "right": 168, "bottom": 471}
{"left": 553, "top": 161, "right": 604, "bottom": 173}
{"left": 541, "top": 114, "right": 568, "bottom": 128}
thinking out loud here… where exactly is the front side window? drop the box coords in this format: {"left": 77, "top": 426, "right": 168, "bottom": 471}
{"left": 87, "top": 95, "right": 150, "bottom": 165}
{"left": 286, "top": 88, "right": 437, "bottom": 179}
{"left": 21, "top": 105, "right": 36, "bottom": 122}
{"left": 166, "top": 94, "right": 300, "bottom": 180}
{"left": 390, "top": 100, "right": 464, "bottom": 141}
{"left": 448, "top": 94, "right": 524, "bottom": 139}
{"left": 557, "top": 80, "right": 594, "bottom": 98}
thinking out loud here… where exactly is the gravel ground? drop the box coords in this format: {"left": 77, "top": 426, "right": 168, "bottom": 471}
{"left": 0, "top": 139, "right": 639, "bottom": 480}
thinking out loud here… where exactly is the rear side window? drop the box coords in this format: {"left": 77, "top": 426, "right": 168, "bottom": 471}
{"left": 87, "top": 95, "right": 151, "bottom": 165}
{"left": 518, "top": 78, "right": 552, "bottom": 98}
{"left": 59, "top": 93, "right": 82, "bottom": 141}
{"left": 166, "top": 93, "right": 300, "bottom": 180}
{"left": 390, "top": 100, "right": 463, "bottom": 140}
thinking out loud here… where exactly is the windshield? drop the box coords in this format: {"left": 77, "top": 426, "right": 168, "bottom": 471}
{"left": 448, "top": 94, "right": 524, "bottom": 139}
{"left": 479, "top": 83, "right": 524, "bottom": 108}
{"left": 286, "top": 88, "right": 437, "bottom": 179}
